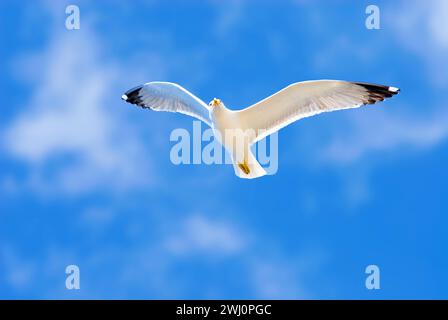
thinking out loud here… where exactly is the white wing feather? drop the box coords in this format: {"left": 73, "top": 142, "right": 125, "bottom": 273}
{"left": 237, "top": 80, "right": 399, "bottom": 143}
{"left": 122, "top": 81, "right": 212, "bottom": 126}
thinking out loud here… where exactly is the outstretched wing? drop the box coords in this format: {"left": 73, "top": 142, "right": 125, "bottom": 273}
{"left": 122, "top": 81, "right": 212, "bottom": 126}
{"left": 237, "top": 80, "right": 400, "bottom": 143}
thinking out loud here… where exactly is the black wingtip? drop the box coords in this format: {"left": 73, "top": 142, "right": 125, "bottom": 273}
{"left": 353, "top": 82, "right": 400, "bottom": 105}
{"left": 122, "top": 85, "right": 146, "bottom": 108}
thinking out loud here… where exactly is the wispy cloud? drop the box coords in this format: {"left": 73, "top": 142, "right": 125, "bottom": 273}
{"left": 165, "top": 215, "right": 248, "bottom": 256}
{"left": 250, "top": 259, "right": 311, "bottom": 299}
{"left": 162, "top": 214, "right": 319, "bottom": 298}
{"left": 389, "top": 0, "right": 448, "bottom": 86}
{"left": 2, "top": 28, "right": 153, "bottom": 195}
{"left": 320, "top": 108, "right": 448, "bottom": 165}
{"left": 0, "top": 211, "right": 319, "bottom": 299}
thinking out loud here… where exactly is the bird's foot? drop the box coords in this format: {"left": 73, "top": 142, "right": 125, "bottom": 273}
{"left": 238, "top": 161, "right": 250, "bottom": 175}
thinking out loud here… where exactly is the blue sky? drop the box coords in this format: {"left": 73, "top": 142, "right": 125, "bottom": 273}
{"left": 1, "top": 0, "right": 448, "bottom": 299}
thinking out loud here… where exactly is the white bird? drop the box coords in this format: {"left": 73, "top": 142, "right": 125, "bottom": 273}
{"left": 122, "top": 80, "right": 399, "bottom": 179}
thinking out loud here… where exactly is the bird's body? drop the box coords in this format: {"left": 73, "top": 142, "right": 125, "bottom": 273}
{"left": 210, "top": 102, "right": 267, "bottom": 178}
{"left": 122, "top": 80, "right": 399, "bottom": 179}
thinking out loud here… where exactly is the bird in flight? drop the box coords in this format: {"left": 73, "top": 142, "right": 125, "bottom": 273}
{"left": 122, "top": 80, "right": 399, "bottom": 179}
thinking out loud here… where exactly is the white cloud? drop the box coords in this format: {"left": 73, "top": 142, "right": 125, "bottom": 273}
{"left": 390, "top": 0, "right": 448, "bottom": 86}
{"left": 392, "top": 0, "right": 448, "bottom": 50}
{"left": 165, "top": 215, "right": 247, "bottom": 256}
{"left": 1, "top": 208, "right": 321, "bottom": 298}
{"left": 321, "top": 108, "right": 448, "bottom": 164}
{"left": 250, "top": 261, "right": 308, "bottom": 299}
{"left": 163, "top": 214, "right": 319, "bottom": 298}
{"left": 296, "top": 105, "right": 448, "bottom": 208}
{"left": 2, "top": 29, "right": 153, "bottom": 194}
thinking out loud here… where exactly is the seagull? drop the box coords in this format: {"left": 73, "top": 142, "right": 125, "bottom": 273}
{"left": 122, "top": 80, "right": 399, "bottom": 179}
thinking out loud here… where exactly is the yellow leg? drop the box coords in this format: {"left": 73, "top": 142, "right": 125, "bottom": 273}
{"left": 238, "top": 160, "right": 250, "bottom": 175}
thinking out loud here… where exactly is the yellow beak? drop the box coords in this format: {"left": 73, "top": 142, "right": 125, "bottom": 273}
{"left": 212, "top": 98, "right": 221, "bottom": 107}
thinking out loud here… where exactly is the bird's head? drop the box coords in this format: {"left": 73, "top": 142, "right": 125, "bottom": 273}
{"left": 209, "top": 98, "right": 223, "bottom": 108}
